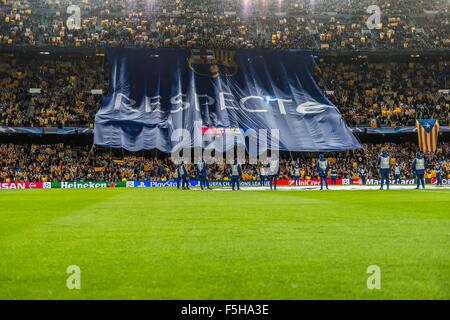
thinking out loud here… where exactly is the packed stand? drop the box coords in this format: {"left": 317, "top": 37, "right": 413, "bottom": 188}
{"left": 0, "top": 0, "right": 448, "bottom": 50}
{"left": 0, "top": 53, "right": 108, "bottom": 127}
{"left": 0, "top": 53, "right": 448, "bottom": 128}
{"left": 0, "top": 142, "right": 448, "bottom": 183}
{"left": 315, "top": 59, "right": 450, "bottom": 127}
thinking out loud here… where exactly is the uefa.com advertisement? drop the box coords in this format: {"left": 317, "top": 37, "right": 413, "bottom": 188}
{"left": 1, "top": 178, "right": 448, "bottom": 190}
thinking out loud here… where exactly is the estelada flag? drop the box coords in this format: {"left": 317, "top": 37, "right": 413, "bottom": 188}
{"left": 416, "top": 119, "right": 440, "bottom": 153}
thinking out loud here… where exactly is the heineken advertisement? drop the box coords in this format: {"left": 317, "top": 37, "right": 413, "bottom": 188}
{"left": 51, "top": 181, "right": 128, "bottom": 189}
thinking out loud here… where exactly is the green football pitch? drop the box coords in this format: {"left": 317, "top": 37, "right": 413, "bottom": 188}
{"left": 0, "top": 188, "right": 449, "bottom": 300}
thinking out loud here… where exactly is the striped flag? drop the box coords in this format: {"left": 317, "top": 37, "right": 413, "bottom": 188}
{"left": 416, "top": 119, "right": 440, "bottom": 153}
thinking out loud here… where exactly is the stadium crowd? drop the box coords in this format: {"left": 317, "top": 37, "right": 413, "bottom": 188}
{"left": 0, "top": 54, "right": 107, "bottom": 127}
{"left": 315, "top": 59, "right": 450, "bottom": 127}
{"left": 0, "top": 53, "right": 448, "bottom": 128}
{"left": 0, "top": 0, "right": 448, "bottom": 50}
{"left": 0, "top": 142, "right": 448, "bottom": 183}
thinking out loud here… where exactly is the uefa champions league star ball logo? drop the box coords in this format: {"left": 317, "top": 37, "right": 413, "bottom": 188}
{"left": 188, "top": 48, "right": 239, "bottom": 78}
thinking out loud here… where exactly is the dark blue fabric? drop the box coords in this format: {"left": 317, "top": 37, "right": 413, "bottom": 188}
{"left": 94, "top": 48, "right": 361, "bottom": 152}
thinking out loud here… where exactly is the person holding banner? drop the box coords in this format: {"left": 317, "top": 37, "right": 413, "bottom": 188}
{"left": 259, "top": 162, "right": 267, "bottom": 187}
{"left": 175, "top": 162, "right": 183, "bottom": 189}
{"left": 360, "top": 165, "right": 368, "bottom": 185}
{"left": 181, "top": 161, "right": 190, "bottom": 190}
{"left": 377, "top": 151, "right": 391, "bottom": 190}
{"left": 268, "top": 157, "right": 279, "bottom": 191}
{"left": 394, "top": 163, "right": 401, "bottom": 184}
{"left": 330, "top": 167, "right": 337, "bottom": 185}
{"left": 230, "top": 159, "right": 242, "bottom": 191}
{"left": 265, "top": 162, "right": 271, "bottom": 186}
{"left": 293, "top": 163, "right": 301, "bottom": 186}
{"left": 436, "top": 160, "right": 444, "bottom": 187}
{"left": 413, "top": 152, "right": 426, "bottom": 189}
{"left": 316, "top": 154, "right": 329, "bottom": 190}
{"left": 197, "top": 159, "right": 211, "bottom": 190}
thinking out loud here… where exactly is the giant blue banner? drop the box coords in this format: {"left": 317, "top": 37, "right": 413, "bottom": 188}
{"left": 94, "top": 48, "right": 361, "bottom": 152}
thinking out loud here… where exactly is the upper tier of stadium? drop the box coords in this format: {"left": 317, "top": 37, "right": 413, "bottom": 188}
{"left": 0, "top": 0, "right": 448, "bottom": 50}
